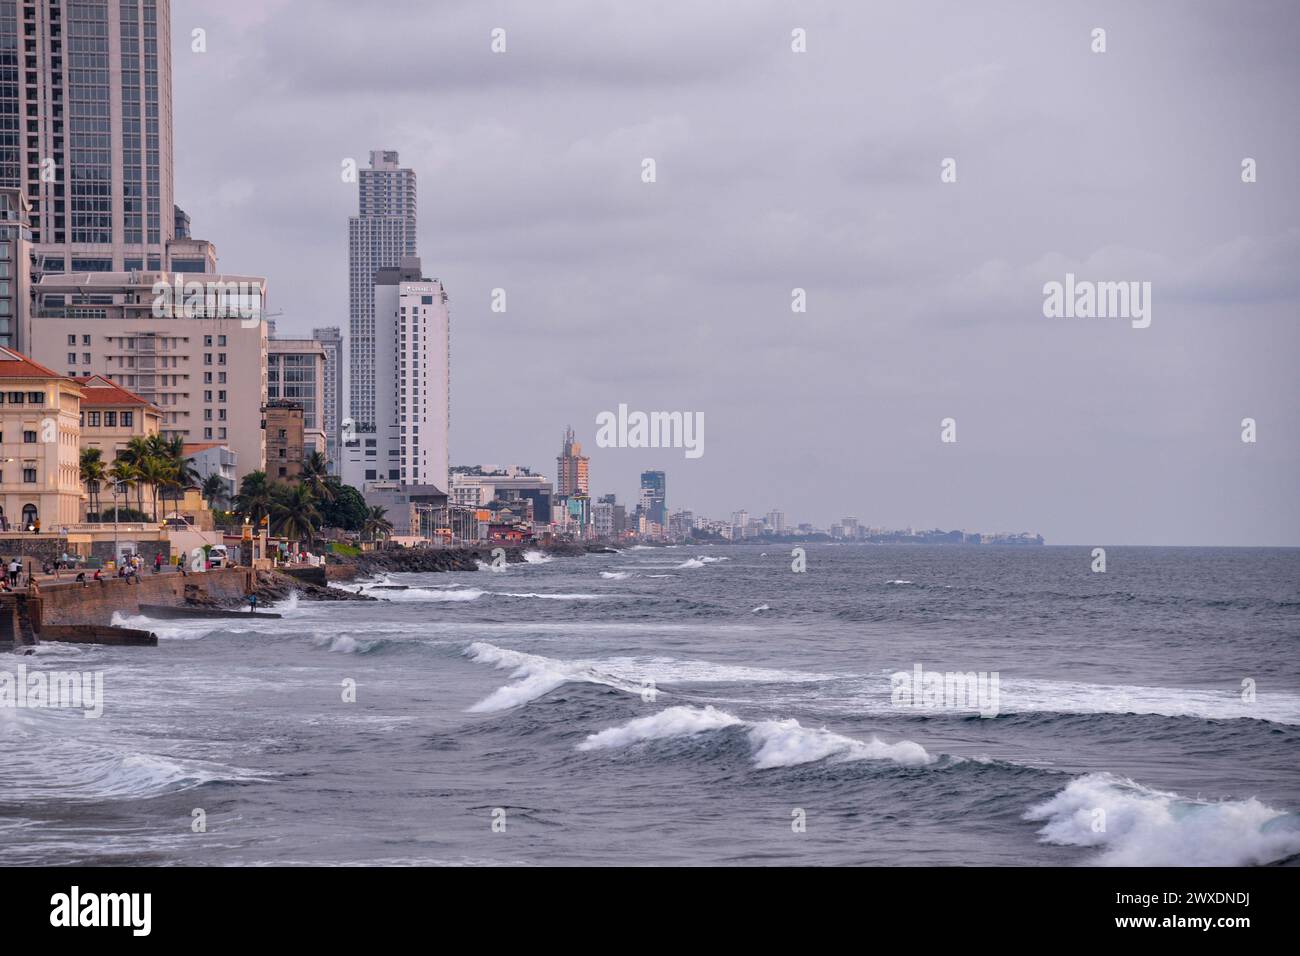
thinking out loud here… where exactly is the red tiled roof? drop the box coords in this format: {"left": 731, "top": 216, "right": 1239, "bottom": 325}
{"left": 73, "top": 376, "right": 156, "bottom": 409}
{"left": 0, "top": 346, "right": 64, "bottom": 379}
{"left": 183, "top": 442, "right": 226, "bottom": 453}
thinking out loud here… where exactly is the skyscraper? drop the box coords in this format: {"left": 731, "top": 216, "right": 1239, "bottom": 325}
{"left": 0, "top": 0, "right": 176, "bottom": 273}
{"left": 348, "top": 149, "right": 416, "bottom": 431}
{"left": 555, "top": 426, "right": 588, "bottom": 496}
{"left": 340, "top": 256, "right": 449, "bottom": 492}
{"left": 311, "top": 326, "right": 344, "bottom": 469}
{"left": 640, "top": 470, "right": 666, "bottom": 527}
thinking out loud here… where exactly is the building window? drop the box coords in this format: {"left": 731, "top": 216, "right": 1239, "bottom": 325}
{"left": 68, "top": 353, "right": 77, "bottom": 365}
{"left": 121, "top": 412, "right": 133, "bottom": 427}
{"left": 22, "top": 469, "right": 36, "bottom": 483}
{"left": 104, "top": 412, "right": 116, "bottom": 427}
{"left": 67, "top": 334, "right": 76, "bottom": 346}
{"left": 22, "top": 430, "right": 36, "bottom": 443}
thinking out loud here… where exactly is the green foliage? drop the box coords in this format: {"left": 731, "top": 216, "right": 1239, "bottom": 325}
{"left": 318, "top": 481, "right": 368, "bottom": 532}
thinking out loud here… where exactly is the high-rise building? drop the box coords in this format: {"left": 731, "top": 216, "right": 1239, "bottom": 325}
{"left": 340, "top": 257, "right": 448, "bottom": 492}
{"left": 640, "top": 469, "right": 666, "bottom": 527}
{"left": 268, "top": 335, "right": 327, "bottom": 463}
{"left": 311, "top": 326, "right": 343, "bottom": 469}
{"left": 29, "top": 269, "right": 269, "bottom": 479}
{"left": 0, "top": 1, "right": 193, "bottom": 276}
{"left": 0, "top": 188, "right": 33, "bottom": 350}
{"left": 766, "top": 509, "right": 786, "bottom": 534}
{"left": 555, "top": 426, "right": 588, "bottom": 496}
{"left": 348, "top": 150, "right": 416, "bottom": 432}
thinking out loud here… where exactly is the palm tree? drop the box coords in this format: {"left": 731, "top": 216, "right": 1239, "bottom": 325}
{"left": 363, "top": 506, "right": 393, "bottom": 543}
{"left": 234, "top": 470, "right": 274, "bottom": 527}
{"left": 299, "top": 451, "right": 334, "bottom": 503}
{"left": 79, "top": 447, "right": 106, "bottom": 520}
{"left": 202, "top": 473, "right": 228, "bottom": 510}
{"left": 134, "top": 454, "right": 171, "bottom": 521}
{"left": 271, "top": 482, "right": 321, "bottom": 549}
{"left": 107, "top": 457, "right": 138, "bottom": 518}
{"left": 119, "top": 436, "right": 152, "bottom": 514}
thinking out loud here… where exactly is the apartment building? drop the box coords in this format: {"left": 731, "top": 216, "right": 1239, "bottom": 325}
{"left": 0, "top": 346, "right": 82, "bottom": 530}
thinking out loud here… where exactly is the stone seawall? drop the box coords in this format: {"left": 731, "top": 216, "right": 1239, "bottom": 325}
{"left": 38, "top": 568, "right": 252, "bottom": 626}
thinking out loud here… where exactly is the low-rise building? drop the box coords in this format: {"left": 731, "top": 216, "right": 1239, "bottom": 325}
{"left": 0, "top": 347, "right": 83, "bottom": 532}
{"left": 75, "top": 374, "right": 163, "bottom": 469}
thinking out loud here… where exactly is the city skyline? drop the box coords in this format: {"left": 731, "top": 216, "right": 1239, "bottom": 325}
{"left": 171, "top": 0, "right": 1298, "bottom": 545}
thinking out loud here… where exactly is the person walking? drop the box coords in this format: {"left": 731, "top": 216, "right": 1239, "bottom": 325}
{"left": 7, "top": 557, "right": 18, "bottom": 587}
{"left": 154, "top": 552, "right": 163, "bottom": 574}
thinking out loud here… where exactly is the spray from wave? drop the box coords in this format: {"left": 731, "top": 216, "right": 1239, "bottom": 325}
{"left": 1024, "top": 772, "right": 1300, "bottom": 866}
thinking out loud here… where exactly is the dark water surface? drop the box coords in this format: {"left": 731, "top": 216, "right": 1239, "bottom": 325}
{"left": 2, "top": 544, "right": 1297, "bottom": 866}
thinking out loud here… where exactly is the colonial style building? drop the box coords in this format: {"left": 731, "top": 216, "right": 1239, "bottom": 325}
{"left": 75, "top": 374, "right": 163, "bottom": 469}
{"left": 0, "top": 347, "right": 83, "bottom": 532}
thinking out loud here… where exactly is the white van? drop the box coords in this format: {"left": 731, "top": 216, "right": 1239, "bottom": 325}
{"left": 208, "top": 545, "right": 229, "bottom": 569}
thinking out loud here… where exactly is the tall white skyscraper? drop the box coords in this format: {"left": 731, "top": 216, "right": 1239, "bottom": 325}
{"left": 348, "top": 149, "right": 416, "bottom": 432}
{"left": 341, "top": 257, "right": 448, "bottom": 492}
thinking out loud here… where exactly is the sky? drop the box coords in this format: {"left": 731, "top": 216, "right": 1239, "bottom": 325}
{"left": 170, "top": 0, "right": 1299, "bottom": 545}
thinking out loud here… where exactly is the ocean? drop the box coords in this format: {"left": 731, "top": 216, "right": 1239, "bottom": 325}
{"left": 2, "top": 544, "right": 1298, "bottom": 867}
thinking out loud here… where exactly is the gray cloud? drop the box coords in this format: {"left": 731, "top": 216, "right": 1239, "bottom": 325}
{"left": 173, "top": 0, "right": 1300, "bottom": 544}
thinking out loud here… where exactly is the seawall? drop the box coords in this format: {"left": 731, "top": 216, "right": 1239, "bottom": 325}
{"left": 37, "top": 568, "right": 253, "bottom": 626}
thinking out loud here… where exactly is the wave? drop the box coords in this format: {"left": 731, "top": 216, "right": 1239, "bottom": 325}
{"left": 579, "top": 704, "right": 933, "bottom": 769}
{"left": 522, "top": 550, "right": 552, "bottom": 564}
{"left": 600, "top": 571, "right": 630, "bottom": 580}
{"left": 475, "top": 559, "right": 508, "bottom": 573}
{"left": 1024, "top": 772, "right": 1300, "bottom": 866}
{"left": 751, "top": 604, "right": 771, "bottom": 613}
{"left": 675, "top": 554, "right": 730, "bottom": 569}
{"left": 462, "top": 643, "right": 834, "bottom": 711}
{"left": 886, "top": 579, "right": 914, "bottom": 585}
{"left": 463, "top": 643, "right": 642, "bottom": 712}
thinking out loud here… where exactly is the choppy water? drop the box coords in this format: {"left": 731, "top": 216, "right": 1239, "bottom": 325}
{"left": 2, "top": 544, "right": 1298, "bottom": 866}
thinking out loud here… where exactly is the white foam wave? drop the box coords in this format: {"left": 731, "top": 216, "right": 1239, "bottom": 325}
{"left": 1024, "top": 772, "right": 1300, "bottom": 866}
{"left": 677, "top": 554, "right": 729, "bottom": 569}
{"left": 475, "top": 559, "right": 508, "bottom": 573}
{"left": 522, "top": 550, "right": 552, "bottom": 564}
{"left": 751, "top": 604, "right": 771, "bottom": 613}
{"left": 463, "top": 644, "right": 833, "bottom": 711}
{"left": 579, "top": 705, "right": 933, "bottom": 769}
{"left": 886, "top": 579, "right": 914, "bottom": 585}
{"left": 600, "top": 571, "right": 630, "bottom": 580}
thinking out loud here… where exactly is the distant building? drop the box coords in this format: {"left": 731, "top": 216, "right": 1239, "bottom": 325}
{"left": 640, "top": 470, "right": 666, "bottom": 527}
{"left": 449, "top": 466, "right": 552, "bottom": 522}
{"left": 361, "top": 481, "right": 447, "bottom": 539}
{"left": 349, "top": 151, "right": 417, "bottom": 433}
{"left": 311, "top": 327, "right": 344, "bottom": 470}
{"left": 555, "top": 426, "right": 589, "bottom": 496}
{"left": 341, "top": 257, "right": 449, "bottom": 492}
{"left": 766, "top": 509, "right": 786, "bottom": 534}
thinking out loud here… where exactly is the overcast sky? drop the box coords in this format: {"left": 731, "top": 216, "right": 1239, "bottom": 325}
{"left": 171, "top": 0, "right": 1298, "bottom": 545}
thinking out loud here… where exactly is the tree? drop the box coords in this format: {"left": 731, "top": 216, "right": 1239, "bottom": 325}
{"left": 202, "top": 473, "right": 229, "bottom": 510}
{"left": 79, "top": 447, "right": 106, "bottom": 520}
{"left": 317, "top": 481, "right": 367, "bottom": 531}
{"left": 134, "top": 454, "right": 171, "bottom": 521}
{"left": 234, "top": 471, "right": 274, "bottom": 527}
{"left": 363, "top": 506, "right": 393, "bottom": 543}
{"left": 119, "top": 436, "right": 153, "bottom": 514}
{"left": 107, "top": 458, "right": 138, "bottom": 517}
{"left": 271, "top": 482, "right": 321, "bottom": 548}
{"left": 299, "top": 451, "right": 334, "bottom": 503}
